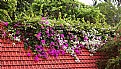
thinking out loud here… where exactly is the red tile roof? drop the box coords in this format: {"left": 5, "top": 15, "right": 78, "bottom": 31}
{"left": 0, "top": 23, "right": 103, "bottom": 69}
{"left": 0, "top": 39, "right": 103, "bottom": 69}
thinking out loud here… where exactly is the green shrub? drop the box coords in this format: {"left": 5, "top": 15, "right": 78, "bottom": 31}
{"left": 96, "top": 2, "right": 121, "bottom": 26}
{"left": 97, "top": 26, "right": 121, "bottom": 69}
{"left": 0, "top": 0, "right": 106, "bottom": 24}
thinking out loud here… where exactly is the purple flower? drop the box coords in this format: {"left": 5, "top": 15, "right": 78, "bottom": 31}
{"left": 50, "top": 27, "right": 53, "bottom": 30}
{"left": 38, "top": 53, "right": 42, "bottom": 57}
{"left": 98, "top": 36, "right": 102, "bottom": 40}
{"left": 54, "top": 38, "right": 57, "bottom": 40}
{"left": 40, "top": 51, "right": 47, "bottom": 58}
{"left": 62, "top": 44, "right": 67, "bottom": 49}
{"left": 55, "top": 53, "right": 59, "bottom": 58}
{"left": 50, "top": 42, "right": 55, "bottom": 46}
{"left": 60, "top": 34, "right": 64, "bottom": 38}
{"left": 48, "top": 49, "right": 55, "bottom": 56}
{"left": 35, "top": 45, "right": 43, "bottom": 52}
{"left": 41, "top": 17, "right": 46, "bottom": 20}
{"left": 60, "top": 24, "right": 63, "bottom": 27}
{"left": 41, "top": 26, "right": 45, "bottom": 29}
{"left": 62, "top": 45, "right": 65, "bottom": 48}
{"left": 84, "top": 36, "right": 88, "bottom": 41}
{"left": 55, "top": 50, "right": 60, "bottom": 58}
{"left": 50, "top": 34, "right": 54, "bottom": 36}
{"left": 65, "top": 43, "right": 68, "bottom": 47}
{"left": 61, "top": 50, "right": 65, "bottom": 55}
{"left": 35, "top": 32, "right": 41, "bottom": 40}
{"left": 16, "top": 30, "right": 20, "bottom": 35}
{"left": 4, "top": 22, "right": 8, "bottom": 26}
{"left": 96, "top": 44, "right": 99, "bottom": 47}
{"left": 14, "top": 36, "right": 16, "bottom": 39}
{"left": 75, "top": 38, "right": 78, "bottom": 41}
{"left": 27, "top": 53, "right": 31, "bottom": 57}
{"left": 34, "top": 55, "right": 39, "bottom": 62}
{"left": 47, "top": 34, "right": 51, "bottom": 37}
{"left": 78, "top": 44, "right": 84, "bottom": 48}
{"left": 46, "top": 30, "right": 49, "bottom": 34}
{"left": 52, "top": 31, "right": 54, "bottom": 34}
{"left": 72, "top": 47, "right": 75, "bottom": 50}
{"left": 43, "top": 54, "right": 47, "bottom": 58}
{"left": 103, "top": 40, "right": 107, "bottom": 43}
{"left": 57, "top": 50, "right": 60, "bottom": 54}
{"left": 41, "top": 40, "right": 45, "bottom": 44}
{"left": 45, "top": 21, "right": 49, "bottom": 24}
{"left": 74, "top": 49, "right": 80, "bottom": 54}
{"left": 70, "top": 35, "right": 74, "bottom": 39}
{"left": 48, "top": 49, "right": 60, "bottom": 58}
{"left": 64, "top": 40, "right": 67, "bottom": 42}
{"left": 14, "top": 24, "right": 19, "bottom": 27}
{"left": 2, "top": 32, "right": 6, "bottom": 37}
{"left": 57, "top": 39, "right": 60, "bottom": 42}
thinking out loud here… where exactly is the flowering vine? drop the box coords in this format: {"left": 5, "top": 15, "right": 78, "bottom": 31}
{"left": 1, "top": 17, "right": 115, "bottom": 62}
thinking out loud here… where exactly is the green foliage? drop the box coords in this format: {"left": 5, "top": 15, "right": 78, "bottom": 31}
{"left": 0, "top": 9, "right": 12, "bottom": 22}
{"left": 96, "top": 2, "right": 121, "bottom": 26}
{"left": 97, "top": 31, "right": 121, "bottom": 69}
{"left": 32, "top": 0, "right": 81, "bottom": 19}
{"left": 30, "top": 0, "right": 105, "bottom": 23}
{"left": 0, "top": 0, "right": 17, "bottom": 22}
{"left": 0, "top": 0, "right": 106, "bottom": 26}
{"left": 49, "top": 18, "right": 111, "bottom": 32}
{"left": 0, "top": 0, "right": 41, "bottom": 22}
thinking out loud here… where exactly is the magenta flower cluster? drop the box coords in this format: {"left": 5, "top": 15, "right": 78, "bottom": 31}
{"left": 3, "top": 17, "right": 115, "bottom": 62}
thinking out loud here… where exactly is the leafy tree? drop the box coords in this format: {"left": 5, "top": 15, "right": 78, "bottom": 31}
{"left": 0, "top": 0, "right": 40, "bottom": 22}
{"left": 32, "top": 0, "right": 105, "bottom": 23}
{"left": 93, "top": 0, "right": 121, "bottom": 6}
{"left": 96, "top": 2, "right": 121, "bottom": 26}
{"left": 0, "top": 0, "right": 105, "bottom": 24}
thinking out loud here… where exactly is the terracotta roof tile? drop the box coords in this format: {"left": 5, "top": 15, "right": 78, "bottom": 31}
{"left": 0, "top": 24, "right": 105, "bottom": 69}
{"left": 1, "top": 41, "right": 102, "bottom": 69}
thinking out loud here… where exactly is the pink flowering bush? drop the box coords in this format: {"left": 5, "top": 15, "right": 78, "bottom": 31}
{"left": 1, "top": 17, "right": 115, "bottom": 62}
